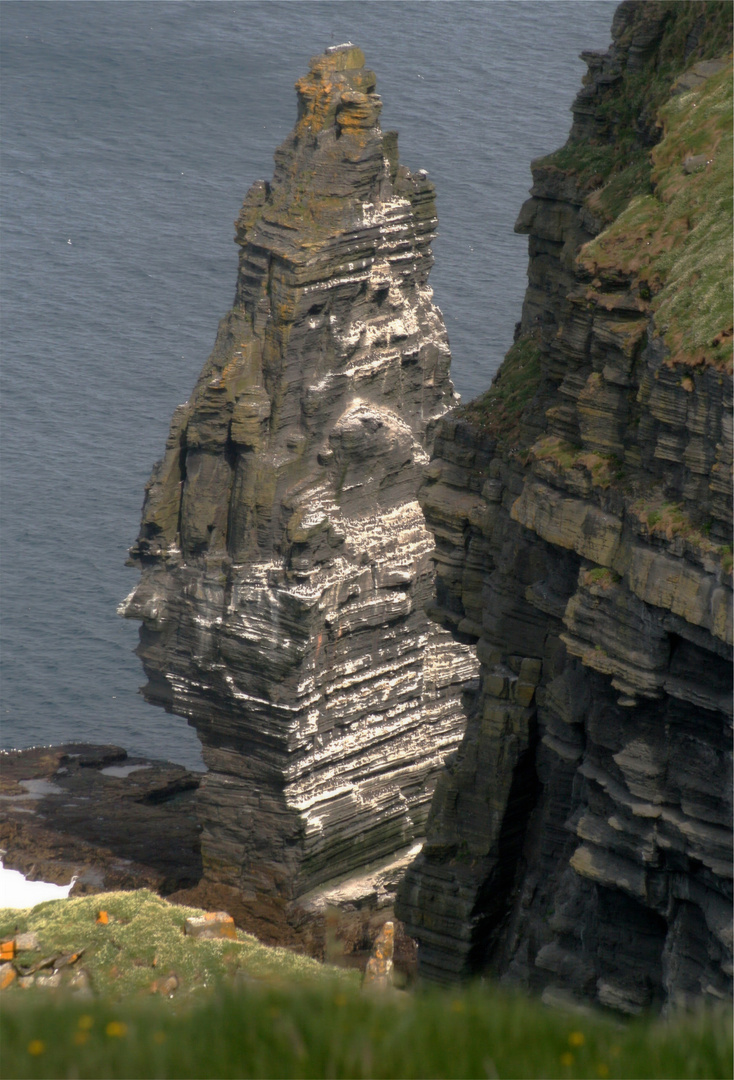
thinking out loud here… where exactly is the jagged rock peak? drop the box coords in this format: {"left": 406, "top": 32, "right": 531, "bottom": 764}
{"left": 121, "top": 46, "right": 476, "bottom": 930}
{"left": 295, "top": 44, "right": 380, "bottom": 133}
{"left": 231, "top": 42, "right": 437, "bottom": 280}
{"left": 126, "top": 44, "right": 454, "bottom": 568}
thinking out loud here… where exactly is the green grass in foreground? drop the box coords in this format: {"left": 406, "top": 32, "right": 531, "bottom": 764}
{"left": 1, "top": 892, "right": 730, "bottom": 1079}
{"left": 2, "top": 981, "right": 731, "bottom": 1080}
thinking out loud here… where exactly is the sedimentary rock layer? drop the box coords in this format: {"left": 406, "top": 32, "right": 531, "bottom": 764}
{"left": 397, "top": 1, "right": 733, "bottom": 1013}
{"left": 121, "top": 45, "right": 476, "bottom": 912}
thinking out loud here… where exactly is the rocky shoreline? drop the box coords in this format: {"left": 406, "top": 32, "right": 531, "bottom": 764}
{"left": 0, "top": 744, "right": 202, "bottom": 897}
{"left": 0, "top": 743, "right": 417, "bottom": 979}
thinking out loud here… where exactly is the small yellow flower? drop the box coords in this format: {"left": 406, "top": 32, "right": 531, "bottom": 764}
{"left": 568, "top": 1031, "right": 585, "bottom": 1048}
{"left": 450, "top": 999, "right": 465, "bottom": 1013}
{"left": 597, "top": 1064, "right": 610, "bottom": 1078}
{"left": 77, "top": 1015, "right": 94, "bottom": 1031}
{"left": 73, "top": 1032, "right": 90, "bottom": 1047}
{"left": 27, "top": 1040, "right": 45, "bottom": 1056}
{"left": 153, "top": 1031, "right": 167, "bottom": 1045}
{"left": 333, "top": 993, "right": 348, "bottom": 1007}
{"left": 105, "top": 1021, "right": 128, "bottom": 1038}
{"left": 560, "top": 1051, "right": 574, "bottom": 1067}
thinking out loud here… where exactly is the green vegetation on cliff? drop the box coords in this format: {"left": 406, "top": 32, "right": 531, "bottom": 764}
{"left": 531, "top": 435, "right": 619, "bottom": 488}
{"left": 456, "top": 334, "right": 541, "bottom": 450}
{"left": 541, "top": 0, "right": 733, "bottom": 225}
{"left": 0, "top": 891, "right": 349, "bottom": 1001}
{"left": 463, "top": 2, "right": 733, "bottom": 452}
{"left": 580, "top": 61, "right": 733, "bottom": 369}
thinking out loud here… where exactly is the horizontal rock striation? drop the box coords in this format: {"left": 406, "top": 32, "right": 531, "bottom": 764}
{"left": 121, "top": 45, "right": 476, "bottom": 921}
{"left": 397, "top": 1, "right": 732, "bottom": 1013}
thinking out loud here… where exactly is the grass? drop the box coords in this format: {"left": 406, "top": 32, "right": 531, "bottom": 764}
{"left": 459, "top": 14, "right": 732, "bottom": 449}
{"left": 457, "top": 335, "right": 542, "bottom": 450}
{"left": 537, "top": 1, "right": 733, "bottom": 225}
{"left": 626, "top": 495, "right": 731, "bottom": 571}
{"left": 2, "top": 977, "right": 732, "bottom": 1079}
{"left": 1, "top": 892, "right": 731, "bottom": 1078}
{"left": 0, "top": 891, "right": 354, "bottom": 1002}
{"left": 531, "top": 435, "right": 618, "bottom": 489}
{"left": 584, "top": 567, "right": 621, "bottom": 590}
{"left": 543, "top": 143, "right": 652, "bottom": 225}
{"left": 579, "top": 62, "right": 733, "bottom": 370}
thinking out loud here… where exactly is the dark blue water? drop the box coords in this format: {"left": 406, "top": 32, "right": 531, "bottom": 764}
{"left": 1, "top": 1, "right": 615, "bottom": 769}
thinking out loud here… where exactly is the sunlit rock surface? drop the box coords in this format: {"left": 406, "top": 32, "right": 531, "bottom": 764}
{"left": 122, "top": 45, "right": 476, "bottom": 919}
{"left": 397, "top": 2, "right": 732, "bottom": 1013}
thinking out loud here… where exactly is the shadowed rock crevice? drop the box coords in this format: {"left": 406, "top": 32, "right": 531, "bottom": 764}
{"left": 466, "top": 733, "right": 542, "bottom": 976}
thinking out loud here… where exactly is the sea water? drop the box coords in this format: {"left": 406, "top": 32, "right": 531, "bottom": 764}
{"left": 1, "top": 2, "right": 615, "bottom": 770}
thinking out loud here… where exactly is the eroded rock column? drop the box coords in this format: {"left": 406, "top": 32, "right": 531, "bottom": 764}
{"left": 121, "top": 45, "right": 476, "bottom": 919}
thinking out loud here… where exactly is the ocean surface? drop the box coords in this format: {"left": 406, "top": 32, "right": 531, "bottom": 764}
{"left": 1, "top": 1, "right": 616, "bottom": 770}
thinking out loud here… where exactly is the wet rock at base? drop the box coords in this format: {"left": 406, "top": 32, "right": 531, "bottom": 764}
{"left": 0, "top": 744, "right": 202, "bottom": 896}
{"left": 0, "top": 742, "right": 418, "bottom": 980}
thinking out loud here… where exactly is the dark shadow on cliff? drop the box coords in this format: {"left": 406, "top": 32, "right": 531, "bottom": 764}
{"left": 465, "top": 726, "right": 542, "bottom": 976}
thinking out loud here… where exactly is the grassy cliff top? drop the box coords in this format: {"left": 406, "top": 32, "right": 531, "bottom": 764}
{"left": 462, "top": 5, "right": 733, "bottom": 437}
{"left": 579, "top": 60, "right": 733, "bottom": 370}
{"left": 538, "top": 1, "right": 733, "bottom": 225}
{"left": 0, "top": 889, "right": 354, "bottom": 1001}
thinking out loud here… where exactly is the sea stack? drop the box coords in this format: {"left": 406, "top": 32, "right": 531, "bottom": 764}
{"left": 121, "top": 45, "right": 476, "bottom": 924}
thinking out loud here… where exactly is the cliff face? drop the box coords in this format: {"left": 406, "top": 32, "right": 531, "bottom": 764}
{"left": 396, "top": 2, "right": 733, "bottom": 1013}
{"left": 121, "top": 45, "right": 476, "bottom": 918}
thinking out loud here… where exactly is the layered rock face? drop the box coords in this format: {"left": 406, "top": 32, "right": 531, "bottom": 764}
{"left": 122, "top": 45, "right": 476, "bottom": 916}
{"left": 397, "top": 2, "right": 733, "bottom": 1013}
